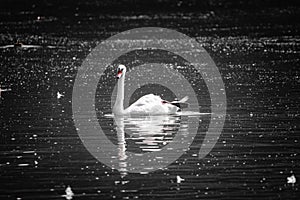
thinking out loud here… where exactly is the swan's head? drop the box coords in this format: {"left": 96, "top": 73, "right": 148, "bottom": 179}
{"left": 116, "top": 64, "right": 126, "bottom": 79}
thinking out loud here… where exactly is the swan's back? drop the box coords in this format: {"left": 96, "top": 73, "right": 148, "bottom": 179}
{"left": 125, "top": 94, "right": 179, "bottom": 115}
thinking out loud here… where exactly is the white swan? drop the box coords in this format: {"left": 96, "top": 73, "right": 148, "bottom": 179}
{"left": 113, "top": 65, "right": 188, "bottom": 116}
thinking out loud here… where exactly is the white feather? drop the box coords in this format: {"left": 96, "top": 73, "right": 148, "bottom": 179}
{"left": 125, "top": 94, "right": 179, "bottom": 115}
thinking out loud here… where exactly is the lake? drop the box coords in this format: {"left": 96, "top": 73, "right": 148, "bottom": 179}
{"left": 0, "top": 0, "right": 299, "bottom": 199}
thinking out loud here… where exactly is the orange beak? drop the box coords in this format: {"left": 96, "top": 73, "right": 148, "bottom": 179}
{"left": 116, "top": 69, "right": 123, "bottom": 79}
{"left": 116, "top": 71, "right": 122, "bottom": 79}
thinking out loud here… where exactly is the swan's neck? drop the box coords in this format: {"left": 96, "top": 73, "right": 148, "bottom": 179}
{"left": 114, "top": 76, "right": 125, "bottom": 115}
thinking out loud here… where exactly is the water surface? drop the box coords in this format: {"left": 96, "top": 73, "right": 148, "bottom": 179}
{"left": 0, "top": 1, "right": 299, "bottom": 199}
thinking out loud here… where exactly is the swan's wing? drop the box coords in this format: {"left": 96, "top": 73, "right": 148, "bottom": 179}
{"left": 126, "top": 94, "right": 178, "bottom": 115}
{"left": 130, "top": 94, "right": 162, "bottom": 107}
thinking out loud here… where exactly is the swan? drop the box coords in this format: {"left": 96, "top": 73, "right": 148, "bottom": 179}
{"left": 113, "top": 65, "right": 188, "bottom": 115}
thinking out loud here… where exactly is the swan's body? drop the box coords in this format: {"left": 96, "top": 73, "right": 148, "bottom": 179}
{"left": 113, "top": 65, "right": 187, "bottom": 116}
{"left": 124, "top": 93, "right": 178, "bottom": 115}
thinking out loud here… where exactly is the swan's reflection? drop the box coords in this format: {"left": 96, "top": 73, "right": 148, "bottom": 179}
{"left": 113, "top": 115, "right": 182, "bottom": 177}
{"left": 114, "top": 116, "right": 128, "bottom": 178}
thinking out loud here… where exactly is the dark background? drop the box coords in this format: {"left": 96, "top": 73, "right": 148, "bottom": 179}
{"left": 0, "top": 0, "right": 299, "bottom": 199}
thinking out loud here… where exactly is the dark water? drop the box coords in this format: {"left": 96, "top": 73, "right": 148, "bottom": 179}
{"left": 0, "top": 0, "right": 299, "bottom": 199}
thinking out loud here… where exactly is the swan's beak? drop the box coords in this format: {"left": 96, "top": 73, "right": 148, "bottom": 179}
{"left": 116, "top": 71, "right": 122, "bottom": 79}
{"left": 116, "top": 69, "right": 123, "bottom": 79}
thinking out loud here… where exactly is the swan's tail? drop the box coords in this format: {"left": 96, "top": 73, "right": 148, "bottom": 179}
{"left": 176, "top": 96, "right": 189, "bottom": 103}
{"left": 170, "top": 96, "right": 189, "bottom": 108}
